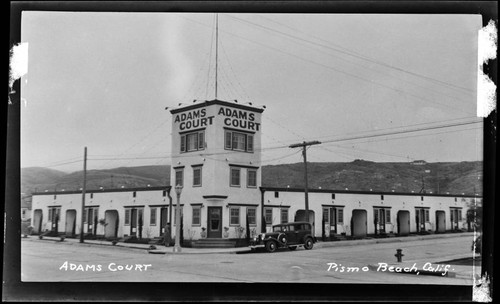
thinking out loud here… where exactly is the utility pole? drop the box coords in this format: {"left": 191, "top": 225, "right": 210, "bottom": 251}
{"left": 215, "top": 13, "right": 219, "bottom": 100}
{"left": 289, "top": 141, "right": 321, "bottom": 224}
{"left": 80, "top": 147, "right": 87, "bottom": 243}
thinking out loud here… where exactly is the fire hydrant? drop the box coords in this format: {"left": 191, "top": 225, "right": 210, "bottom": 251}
{"left": 395, "top": 249, "right": 404, "bottom": 262}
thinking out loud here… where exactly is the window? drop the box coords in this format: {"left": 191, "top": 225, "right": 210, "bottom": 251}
{"left": 90, "top": 193, "right": 93, "bottom": 199}
{"left": 323, "top": 208, "right": 329, "bottom": 223}
{"left": 150, "top": 208, "right": 157, "bottom": 226}
{"left": 385, "top": 209, "right": 391, "bottom": 223}
{"left": 162, "top": 190, "right": 167, "bottom": 197}
{"left": 180, "top": 130, "right": 205, "bottom": 153}
{"left": 230, "top": 168, "right": 241, "bottom": 187}
{"left": 230, "top": 207, "right": 240, "bottom": 225}
{"left": 224, "top": 130, "right": 254, "bottom": 152}
{"left": 274, "top": 191, "right": 279, "bottom": 198}
{"left": 458, "top": 209, "right": 462, "bottom": 221}
{"left": 381, "top": 195, "right": 384, "bottom": 200}
{"left": 133, "top": 191, "right": 136, "bottom": 198}
{"left": 192, "top": 206, "right": 201, "bottom": 226}
{"left": 337, "top": 208, "right": 344, "bottom": 224}
{"left": 83, "top": 208, "right": 87, "bottom": 223}
{"left": 421, "top": 196, "right": 424, "bottom": 201}
{"left": 247, "top": 208, "right": 256, "bottom": 225}
{"left": 125, "top": 209, "right": 130, "bottom": 225}
{"left": 247, "top": 169, "right": 257, "bottom": 187}
{"left": 265, "top": 208, "right": 273, "bottom": 226}
{"left": 193, "top": 167, "right": 202, "bottom": 187}
{"left": 175, "top": 169, "right": 184, "bottom": 187}
{"left": 280, "top": 209, "right": 288, "bottom": 224}
{"left": 332, "top": 193, "right": 336, "bottom": 200}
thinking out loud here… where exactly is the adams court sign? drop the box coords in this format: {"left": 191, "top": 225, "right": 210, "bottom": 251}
{"left": 172, "top": 101, "right": 262, "bottom": 132}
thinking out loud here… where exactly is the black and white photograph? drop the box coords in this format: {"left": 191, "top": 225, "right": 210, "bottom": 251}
{"left": 6, "top": 1, "right": 497, "bottom": 302}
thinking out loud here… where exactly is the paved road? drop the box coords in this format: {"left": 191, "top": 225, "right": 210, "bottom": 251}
{"left": 21, "top": 235, "right": 478, "bottom": 285}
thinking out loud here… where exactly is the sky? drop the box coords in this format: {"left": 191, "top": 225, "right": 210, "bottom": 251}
{"left": 19, "top": 12, "right": 484, "bottom": 173}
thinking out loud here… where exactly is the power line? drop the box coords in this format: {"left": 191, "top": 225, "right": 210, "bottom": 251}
{"left": 250, "top": 14, "right": 475, "bottom": 95}
{"left": 180, "top": 15, "right": 473, "bottom": 115}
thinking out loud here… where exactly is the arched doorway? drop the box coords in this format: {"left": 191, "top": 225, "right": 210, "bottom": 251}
{"left": 351, "top": 209, "right": 367, "bottom": 238}
{"left": 397, "top": 210, "right": 410, "bottom": 236}
{"left": 33, "top": 209, "right": 43, "bottom": 234}
{"left": 65, "top": 210, "right": 77, "bottom": 236}
{"left": 104, "top": 210, "right": 119, "bottom": 239}
{"left": 435, "top": 210, "right": 446, "bottom": 233}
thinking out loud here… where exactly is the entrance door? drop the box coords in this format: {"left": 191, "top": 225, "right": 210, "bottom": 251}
{"left": 330, "top": 208, "right": 337, "bottom": 234}
{"left": 49, "top": 207, "right": 60, "bottom": 233}
{"left": 415, "top": 208, "right": 426, "bottom": 233}
{"left": 207, "top": 207, "right": 222, "bottom": 238}
{"left": 130, "top": 209, "right": 137, "bottom": 236}
{"left": 450, "top": 208, "right": 460, "bottom": 230}
{"left": 374, "top": 208, "right": 386, "bottom": 234}
{"left": 160, "top": 207, "right": 168, "bottom": 237}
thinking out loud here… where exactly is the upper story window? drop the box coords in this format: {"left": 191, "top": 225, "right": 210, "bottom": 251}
{"left": 247, "top": 169, "right": 257, "bottom": 188}
{"left": 225, "top": 130, "right": 253, "bottom": 152}
{"left": 180, "top": 130, "right": 205, "bottom": 153}
{"left": 175, "top": 168, "right": 184, "bottom": 187}
{"left": 193, "top": 166, "right": 202, "bottom": 187}
{"left": 230, "top": 168, "right": 241, "bottom": 187}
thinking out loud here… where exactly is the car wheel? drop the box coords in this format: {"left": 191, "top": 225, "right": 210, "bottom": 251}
{"left": 304, "top": 237, "right": 314, "bottom": 250}
{"left": 265, "top": 240, "right": 277, "bottom": 253}
{"left": 279, "top": 234, "right": 287, "bottom": 245}
{"left": 288, "top": 246, "right": 297, "bottom": 251}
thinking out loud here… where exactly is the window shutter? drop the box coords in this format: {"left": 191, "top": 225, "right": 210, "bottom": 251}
{"left": 247, "top": 134, "right": 254, "bottom": 152}
{"left": 180, "top": 135, "right": 186, "bottom": 152}
{"left": 225, "top": 131, "right": 232, "bottom": 149}
{"left": 198, "top": 131, "right": 204, "bottom": 150}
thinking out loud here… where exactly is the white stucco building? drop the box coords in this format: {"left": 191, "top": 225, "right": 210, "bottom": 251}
{"left": 30, "top": 99, "right": 479, "bottom": 245}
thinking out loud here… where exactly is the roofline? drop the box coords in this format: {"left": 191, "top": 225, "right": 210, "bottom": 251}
{"left": 260, "top": 187, "right": 482, "bottom": 198}
{"left": 170, "top": 99, "right": 265, "bottom": 114}
{"left": 32, "top": 185, "right": 171, "bottom": 196}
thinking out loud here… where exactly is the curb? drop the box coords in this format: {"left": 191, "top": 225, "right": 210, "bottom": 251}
{"left": 26, "top": 232, "right": 474, "bottom": 254}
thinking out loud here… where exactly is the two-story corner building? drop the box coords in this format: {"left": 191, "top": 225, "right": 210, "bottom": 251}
{"left": 169, "top": 99, "right": 265, "bottom": 240}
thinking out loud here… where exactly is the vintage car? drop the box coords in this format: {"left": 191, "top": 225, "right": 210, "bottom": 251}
{"left": 249, "top": 221, "right": 317, "bottom": 252}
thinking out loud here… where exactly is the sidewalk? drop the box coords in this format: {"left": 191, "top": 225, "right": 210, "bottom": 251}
{"left": 27, "top": 231, "right": 476, "bottom": 256}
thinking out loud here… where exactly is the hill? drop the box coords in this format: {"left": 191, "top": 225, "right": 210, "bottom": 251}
{"left": 21, "top": 161, "right": 482, "bottom": 196}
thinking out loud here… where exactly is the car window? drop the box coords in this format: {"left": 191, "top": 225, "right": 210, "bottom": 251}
{"left": 288, "top": 225, "right": 294, "bottom": 231}
{"left": 273, "top": 226, "right": 282, "bottom": 232}
{"left": 294, "top": 224, "right": 302, "bottom": 231}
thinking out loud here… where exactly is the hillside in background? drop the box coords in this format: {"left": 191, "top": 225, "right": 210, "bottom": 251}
{"left": 21, "top": 161, "right": 483, "bottom": 196}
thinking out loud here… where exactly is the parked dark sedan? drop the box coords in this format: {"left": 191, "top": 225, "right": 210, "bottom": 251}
{"left": 249, "top": 222, "right": 316, "bottom": 252}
